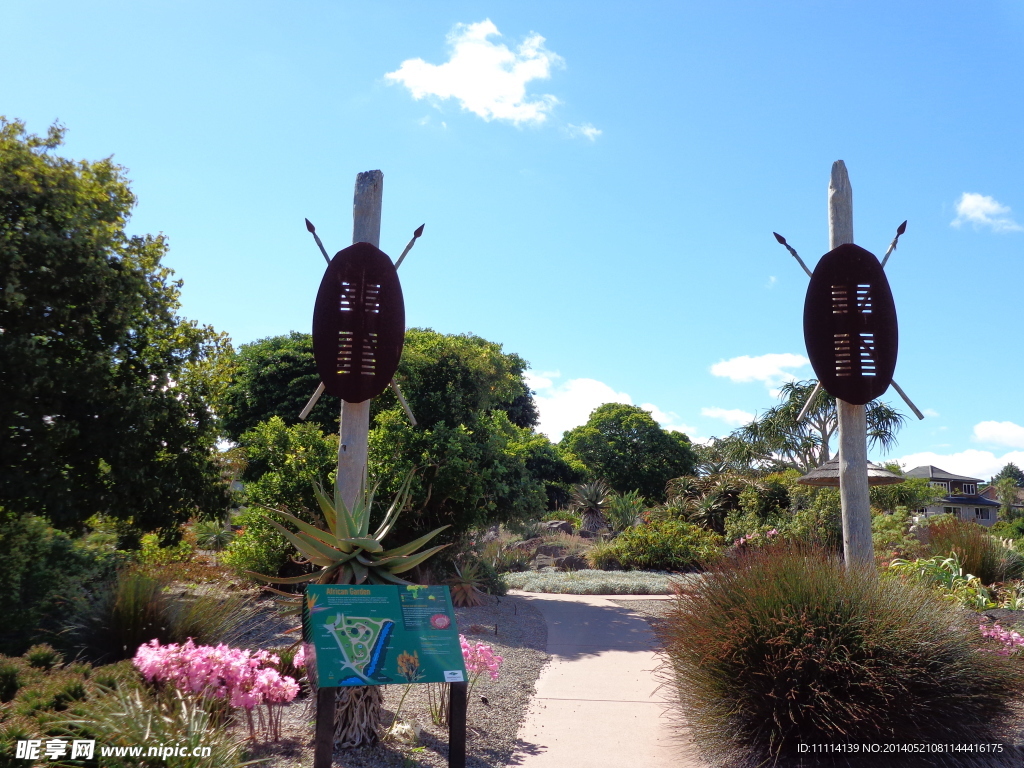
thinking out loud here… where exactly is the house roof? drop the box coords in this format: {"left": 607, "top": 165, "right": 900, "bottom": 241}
{"left": 936, "top": 495, "right": 1000, "bottom": 507}
{"left": 905, "top": 465, "right": 983, "bottom": 484}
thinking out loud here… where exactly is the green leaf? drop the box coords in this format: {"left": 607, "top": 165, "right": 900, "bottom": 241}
{"left": 273, "top": 507, "right": 352, "bottom": 554}
{"left": 372, "top": 471, "right": 416, "bottom": 541}
{"left": 351, "top": 560, "right": 368, "bottom": 585}
{"left": 368, "top": 568, "right": 412, "bottom": 586}
{"left": 339, "top": 537, "right": 384, "bottom": 553}
{"left": 380, "top": 525, "right": 451, "bottom": 559}
{"left": 265, "top": 519, "right": 336, "bottom": 567}
{"left": 313, "top": 483, "right": 342, "bottom": 539}
{"left": 387, "top": 544, "right": 450, "bottom": 574}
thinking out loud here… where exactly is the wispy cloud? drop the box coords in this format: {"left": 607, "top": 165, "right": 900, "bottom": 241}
{"left": 710, "top": 353, "right": 809, "bottom": 388}
{"left": 973, "top": 420, "right": 1024, "bottom": 449}
{"left": 894, "top": 449, "right": 1024, "bottom": 482}
{"left": 526, "top": 371, "right": 701, "bottom": 441}
{"left": 565, "top": 123, "right": 602, "bottom": 141}
{"left": 385, "top": 19, "right": 565, "bottom": 126}
{"left": 951, "top": 192, "right": 1022, "bottom": 233}
{"left": 701, "top": 407, "right": 755, "bottom": 427}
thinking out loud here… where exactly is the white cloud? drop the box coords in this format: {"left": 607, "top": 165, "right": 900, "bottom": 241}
{"left": 922, "top": 408, "right": 940, "bottom": 418}
{"left": 710, "top": 353, "right": 810, "bottom": 388}
{"left": 766, "top": 276, "right": 777, "bottom": 289}
{"left": 973, "top": 420, "right": 1024, "bottom": 449}
{"left": 951, "top": 192, "right": 1022, "bottom": 233}
{"left": 385, "top": 19, "right": 564, "bottom": 126}
{"left": 894, "top": 449, "right": 1024, "bottom": 482}
{"left": 527, "top": 372, "right": 702, "bottom": 441}
{"left": 701, "top": 407, "right": 755, "bottom": 427}
{"left": 565, "top": 122, "right": 602, "bottom": 141}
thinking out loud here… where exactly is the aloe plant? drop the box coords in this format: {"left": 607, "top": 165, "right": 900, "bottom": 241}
{"left": 247, "top": 473, "right": 450, "bottom": 591}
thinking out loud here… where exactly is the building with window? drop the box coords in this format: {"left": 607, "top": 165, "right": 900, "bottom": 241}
{"left": 906, "top": 465, "right": 1000, "bottom": 527}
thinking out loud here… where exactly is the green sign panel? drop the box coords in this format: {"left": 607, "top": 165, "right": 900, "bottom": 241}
{"left": 303, "top": 584, "right": 466, "bottom": 687}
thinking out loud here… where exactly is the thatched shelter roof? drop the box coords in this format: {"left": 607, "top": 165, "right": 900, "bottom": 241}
{"left": 796, "top": 458, "right": 905, "bottom": 487}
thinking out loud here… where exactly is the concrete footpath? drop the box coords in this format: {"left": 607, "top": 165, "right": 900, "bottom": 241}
{"left": 508, "top": 593, "right": 706, "bottom": 768}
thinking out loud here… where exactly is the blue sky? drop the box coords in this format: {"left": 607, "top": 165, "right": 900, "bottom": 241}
{"left": 4, "top": 1, "right": 1023, "bottom": 479}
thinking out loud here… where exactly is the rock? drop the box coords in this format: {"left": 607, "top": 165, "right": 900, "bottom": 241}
{"left": 535, "top": 544, "right": 567, "bottom": 557}
{"left": 480, "top": 525, "right": 502, "bottom": 544}
{"left": 576, "top": 529, "right": 597, "bottom": 539}
{"left": 541, "top": 520, "right": 574, "bottom": 535}
{"left": 511, "top": 537, "right": 543, "bottom": 552}
{"left": 532, "top": 554, "right": 559, "bottom": 570}
{"left": 555, "top": 554, "right": 588, "bottom": 571}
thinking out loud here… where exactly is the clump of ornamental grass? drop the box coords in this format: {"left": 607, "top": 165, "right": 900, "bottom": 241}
{"left": 656, "top": 542, "right": 1024, "bottom": 768}
{"left": 925, "top": 516, "right": 1023, "bottom": 585}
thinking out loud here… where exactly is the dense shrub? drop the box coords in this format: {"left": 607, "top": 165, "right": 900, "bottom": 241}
{"left": 221, "top": 507, "right": 296, "bottom": 580}
{"left": 605, "top": 520, "right": 722, "bottom": 571}
{"left": 0, "top": 514, "right": 125, "bottom": 655}
{"left": 925, "top": 516, "right": 1023, "bottom": 585}
{"left": 657, "top": 544, "right": 1024, "bottom": 767}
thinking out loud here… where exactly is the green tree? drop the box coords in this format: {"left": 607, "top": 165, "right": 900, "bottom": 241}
{"left": 995, "top": 477, "right": 1021, "bottom": 521}
{"left": 220, "top": 332, "right": 338, "bottom": 442}
{"left": 721, "top": 380, "right": 907, "bottom": 474}
{"left": 992, "top": 463, "right": 1024, "bottom": 488}
{"left": 0, "top": 119, "right": 231, "bottom": 530}
{"left": 221, "top": 328, "right": 541, "bottom": 442}
{"left": 560, "top": 403, "right": 697, "bottom": 502}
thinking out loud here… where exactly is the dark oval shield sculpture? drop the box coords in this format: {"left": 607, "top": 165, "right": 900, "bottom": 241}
{"left": 803, "top": 243, "right": 897, "bottom": 405}
{"left": 312, "top": 242, "right": 404, "bottom": 403}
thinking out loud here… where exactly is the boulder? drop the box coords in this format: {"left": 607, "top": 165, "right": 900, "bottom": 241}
{"left": 535, "top": 544, "right": 567, "bottom": 558}
{"left": 511, "top": 537, "right": 543, "bottom": 552}
{"left": 532, "top": 554, "right": 559, "bottom": 570}
{"left": 541, "top": 520, "right": 574, "bottom": 535}
{"left": 576, "top": 529, "right": 597, "bottom": 539}
{"left": 555, "top": 554, "right": 588, "bottom": 571}
{"left": 480, "top": 525, "right": 502, "bottom": 544}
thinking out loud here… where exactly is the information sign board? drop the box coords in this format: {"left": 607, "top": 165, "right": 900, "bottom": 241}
{"left": 303, "top": 584, "right": 466, "bottom": 688}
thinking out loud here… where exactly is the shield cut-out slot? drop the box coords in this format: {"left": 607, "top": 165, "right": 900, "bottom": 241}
{"left": 834, "top": 334, "right": 852, "bottom": 377}
{"left": 856, "top": 284, "right": 873, "bottom": 314}
{"left": 832, "top": 286, "right": 849, "bottom": 314}
{"left": 859, "top": 332, "right": 876, "bottom": 376}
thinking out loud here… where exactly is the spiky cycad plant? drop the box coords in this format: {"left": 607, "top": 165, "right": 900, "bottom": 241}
{"left": 573, "top": 480, "right": 611, "bottom": 533}
{"left": 248, "top": 472, "right": 449, "bottom": 748}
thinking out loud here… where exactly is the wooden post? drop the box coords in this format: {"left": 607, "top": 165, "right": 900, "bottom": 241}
{"left": 313, "top": 170, "right": 384, "bottom": 768}
{"left": 829, "top": 160, "right": 874, "bottom": 567}
{"left": 448, "top": 682, "right": 468, "bottom": 768}
{"left": 335, "top": 170, "right": 382, "bottom": 509}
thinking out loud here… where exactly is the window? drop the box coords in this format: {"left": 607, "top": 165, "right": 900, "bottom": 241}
{"left": 975, "top": 508, "right": 991, "bottom": 521}
{"left": 963, "top": 483, "right": 977, "bottom": 495}
{"left": 931, "top": 481, "right": 949, "bottom": 492}
{"left": 943, "top": 506, "right": 962, "bottom": 518}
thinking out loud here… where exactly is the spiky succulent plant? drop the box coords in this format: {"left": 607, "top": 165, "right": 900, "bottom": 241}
{"left": 247, "top": 473, "right": 449, "bottom": 592}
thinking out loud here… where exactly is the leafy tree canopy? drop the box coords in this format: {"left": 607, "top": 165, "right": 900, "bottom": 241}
{"left": 559, "top": 403, "right": 696, "bottom": 502}
{"left": 0, "top": 119, "right": 231, "bottom": 530}
{"left": 221, "top": 332, "right": 337, "bottom": 442}
{"left": 992, "top": 462, "right": 1024, "bottom": 488}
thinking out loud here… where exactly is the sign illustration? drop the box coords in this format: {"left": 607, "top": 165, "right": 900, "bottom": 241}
{"left": 303, "top": 584, "right": 466, "bottom": 688}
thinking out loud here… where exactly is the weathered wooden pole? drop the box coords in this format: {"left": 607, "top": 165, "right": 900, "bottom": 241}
{"left": 829, "top": 160, "right": 874, "bottom": 567}
{"left": 313, "top": 170, "right": 384, "bottom": 768}
{"left": 335, "top": 170, "right": 382, "bottom": 508}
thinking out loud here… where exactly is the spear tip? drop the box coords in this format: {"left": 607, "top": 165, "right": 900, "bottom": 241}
{"left": 305, "top": 218, "right": 316, "bottom": 234}
{"left": 897, "top": 220, "right": 907, "bottom": 236}
{"left": 414, "top": 224, "right": 425, "bottom": 238}
{"left": 773, "top": 232, "right": 787, "bottom": 245}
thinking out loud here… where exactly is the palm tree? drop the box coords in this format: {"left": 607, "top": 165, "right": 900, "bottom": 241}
{"left": 722, "top": 380, "right": 907, "bottom": 474}
{"left": 572, "top": 481, "right": 611, "bottom": 533}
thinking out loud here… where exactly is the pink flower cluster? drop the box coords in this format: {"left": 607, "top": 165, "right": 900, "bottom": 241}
{"left": 979, "top": 623, "right": 1024, "bottom": 656}
{"left": 133, "top": 639, "right": 300, "bottom": 710}
{"left": 460, "top": 635, "right": 503, "bottom": 682}
{"left": 734, "top": 529, "right": 779, "bottom": 547}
